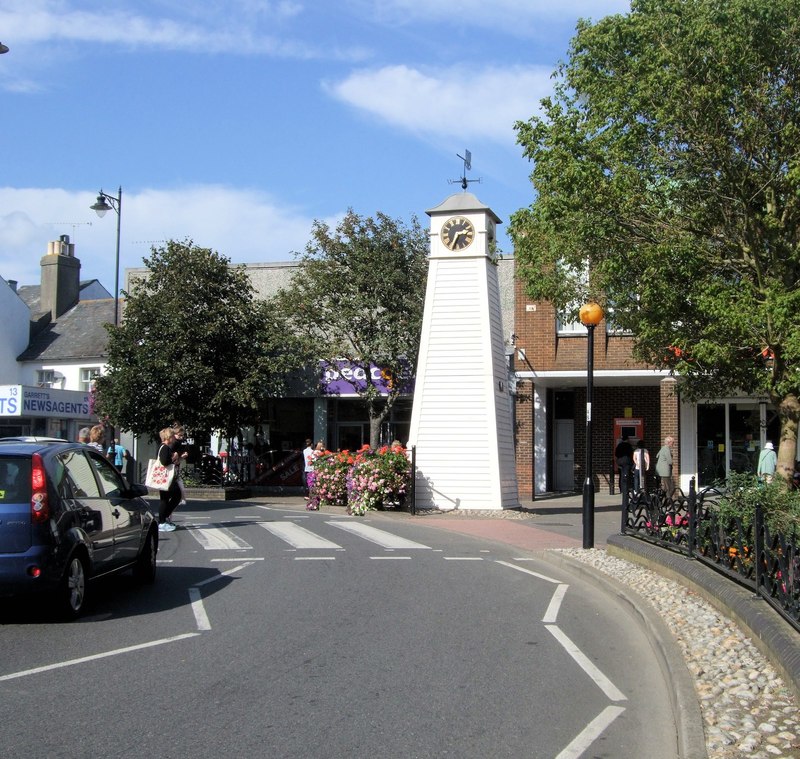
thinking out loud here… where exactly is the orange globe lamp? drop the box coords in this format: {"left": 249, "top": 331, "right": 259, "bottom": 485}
{"left": 579, "top": 302, "right": 604, "bottom": 327}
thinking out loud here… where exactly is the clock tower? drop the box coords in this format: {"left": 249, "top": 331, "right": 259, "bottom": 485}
{"left": 408, "top": 192, "right": 519, "bottom": 510}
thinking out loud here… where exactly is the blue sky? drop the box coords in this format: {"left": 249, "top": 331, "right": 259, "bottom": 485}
{"left": 0, "top": 0, "right": 629, "bottom": 290}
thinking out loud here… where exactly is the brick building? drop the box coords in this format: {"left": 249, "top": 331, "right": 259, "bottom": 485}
{"left": 511, "top": 276, "right": 780, "bottom": 499}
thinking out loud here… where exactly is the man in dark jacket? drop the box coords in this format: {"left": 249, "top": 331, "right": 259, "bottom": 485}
{"left": 615, "top": 436, "right": 634, "bottom": 506}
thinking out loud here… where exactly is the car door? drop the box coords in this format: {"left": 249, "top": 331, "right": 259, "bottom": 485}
{"left": 86, "top": 451, "right": 143, "bottom": 567}
{"left": 58, "top": 449, "right": 116, "bottom": 571}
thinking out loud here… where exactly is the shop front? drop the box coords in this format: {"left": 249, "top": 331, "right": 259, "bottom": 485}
{"left": 0, "top": 384, "right": 93, "bottom": 440}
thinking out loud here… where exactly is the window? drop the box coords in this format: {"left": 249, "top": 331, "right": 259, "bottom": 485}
{"left": 87, "top": 452, "right": 123, "bottom": 498}
{"left": 37, "top": 369, "right": 55, "bottom": 388}
{"left": 60, "top": 450, "right": 101, "bottom": 498}
{"left": 556, "top": 314, "right": 588, "bottom": 335}
{"left": 80, "top": 368, "right": 98, "bottom": 392}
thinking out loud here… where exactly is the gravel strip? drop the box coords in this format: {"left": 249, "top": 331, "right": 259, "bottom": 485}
{"left": 558, "top": 547, "right": 800, "bottom": 759}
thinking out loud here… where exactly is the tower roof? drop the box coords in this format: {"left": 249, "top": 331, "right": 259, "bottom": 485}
{"left": 426, "top": 192, "right": 502, "bottom": 224}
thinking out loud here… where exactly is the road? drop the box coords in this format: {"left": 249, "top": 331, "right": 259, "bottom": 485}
{"left": 1, "top": 498, "right": 681, "bottom": 759}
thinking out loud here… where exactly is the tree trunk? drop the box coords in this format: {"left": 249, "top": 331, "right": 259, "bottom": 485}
{"left": 775, "top": 392, "right": 800, "bottom": 483}
{"left": 369, "top": 415, "right": 382, "bottom": 450}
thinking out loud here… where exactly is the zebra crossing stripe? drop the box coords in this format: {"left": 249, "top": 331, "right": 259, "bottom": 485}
{"left": 259, "top": 521, "right": 342, "bottom": 549}
{"left": 186, "top": 524, "right": 252, "bottom": 550}
{"left": 328, "top": 521, "right": 431, "bottom": 550}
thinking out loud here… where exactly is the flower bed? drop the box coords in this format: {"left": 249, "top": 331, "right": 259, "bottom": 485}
{"left": 307, "top": 444, "right": 411, "bottom": 515}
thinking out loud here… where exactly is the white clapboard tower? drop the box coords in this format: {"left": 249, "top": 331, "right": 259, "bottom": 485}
{"left": 408, "top": 192, "right": 519, "bottom": 510}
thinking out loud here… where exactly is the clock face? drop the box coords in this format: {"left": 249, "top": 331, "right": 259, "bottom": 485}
{"left": 441, "top": 216, "right": 475, "bottom": 251}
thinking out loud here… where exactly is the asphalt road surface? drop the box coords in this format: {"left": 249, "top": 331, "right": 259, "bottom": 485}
{"left": 0, "top": 499, "right": 682, "bottom": 759}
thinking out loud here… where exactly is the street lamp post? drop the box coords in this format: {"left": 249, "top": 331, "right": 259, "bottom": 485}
{"left": 579, "top": 302, "right": 604, "bottom": 549}
{"left": 90, "top": 187, "right": 122, "bottom": 326}
{"left": 90, "top": 187, "right": 122, "bottom": 457}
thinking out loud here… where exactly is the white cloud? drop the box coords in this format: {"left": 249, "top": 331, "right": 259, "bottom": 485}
{"left": 326, "top": 64, "right": 553, "bottom": 144}
{"left": 0, "top": 0, "right": 360, "bottom": 59}
{"left": 0, "top": 185, "right": 318, "bottom": 290}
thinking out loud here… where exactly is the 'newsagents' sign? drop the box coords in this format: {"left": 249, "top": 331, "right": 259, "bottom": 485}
{"left": 0, "top": 385, "right": 91, "bottom": 418}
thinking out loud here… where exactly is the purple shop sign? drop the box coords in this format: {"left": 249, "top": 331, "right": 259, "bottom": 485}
{"left": 320, "top": 360, "right": 413, "bottom": 396}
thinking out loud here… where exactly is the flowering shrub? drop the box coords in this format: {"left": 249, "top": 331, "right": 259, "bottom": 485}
{"left": 346, "top": 444, "right": 411, "bottom": 515}
{"left": 308, "top": 444, "right": 411, "bottom": 515}
{"left": 306, "top": 449, "right": 353, "bottom": 510}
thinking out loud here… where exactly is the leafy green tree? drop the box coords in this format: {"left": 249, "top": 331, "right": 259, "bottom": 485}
{"left": 272, "top": 210, "right": 429, "bottom": 448}
{"left": 511, "top": 0, "right": 800, "bottom": 480}
{"left": 95, "top": 240, "right": 303, "bottom": 440}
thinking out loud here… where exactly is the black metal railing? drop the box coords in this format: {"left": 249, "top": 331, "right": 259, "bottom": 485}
{"left": 622, "top": 480, "right": 800, "bottom": 632}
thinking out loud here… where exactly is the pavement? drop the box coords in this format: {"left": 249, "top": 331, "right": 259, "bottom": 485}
{"left": 250, "top": 489, "right": 799, "bottom": 703}
{"left": 213, "top": 487, "right": 800, "bottom": 706}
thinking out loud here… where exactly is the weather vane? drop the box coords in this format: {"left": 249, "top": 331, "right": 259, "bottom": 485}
{"left": 449, "top": 149, "right": 481, "bottom": 191}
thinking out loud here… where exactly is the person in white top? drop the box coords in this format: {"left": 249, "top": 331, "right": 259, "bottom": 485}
{"left": 633, "top": 440, "right": 650, "bottom": 493}
{"left": 302, "top": 439, "right": 314, "bottom": 495}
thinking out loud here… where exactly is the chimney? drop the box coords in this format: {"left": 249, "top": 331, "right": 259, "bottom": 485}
{"left": 40, "top": 234, "right": 81, "bottom": 319}
{"left": 7, "top": 279, "right": 17, "bottom": 292}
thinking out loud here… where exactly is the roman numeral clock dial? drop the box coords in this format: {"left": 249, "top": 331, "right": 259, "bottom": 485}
{"left": 441, "top": 216, "right": 475, "bottom": 251}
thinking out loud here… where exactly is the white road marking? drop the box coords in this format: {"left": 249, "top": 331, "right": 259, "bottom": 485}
{"left": 212, "top": 557, "right": 265, "bottom": 562}
{"left": 294, "top": 556, "right": 337, "bottom": 560}
{"left": 543, "top": 584, "right": 570, "bottom": 624}
{"left": 328, "top": 521, "right": 431, "bottom": 549}
{"left": 555, "top": 705, "right": 626, "bottom": 759}
{"left": 495, "top": 560, "right": 561, "bottom": 584}
{"left": 259, "top": 522, "right": 342, "bottom": 549}
{"left": 186, "top": 524, "right": 252, "bottom": 550}
{"left": 370, "top": 556, "right": 412, "bottom": 560}
{"left": 545, "top": 624, "right": 628, "bottom": 702}
{"left": 443, "top": 556, "right": 484, "bottom": 561}
{"left": 194, "top": 562, "right": 255, "bottom": 587}
{"left": 0, "top": 633, "right": 200, "bottom": 682}
{"left": 189, "top": 587, "right": 212, "bottom": 630}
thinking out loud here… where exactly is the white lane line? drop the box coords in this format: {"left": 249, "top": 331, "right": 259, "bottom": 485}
{"left": 545, "top": 625, "right": 628, "bottom": 702}
{"left": 294, "top": 556, "right": 337, "bottom": 560}
{"left": 259, "top": 522, "right": 342, "bottom": 549}
{"left": 194, "top": 562, "right": 255, "bottom": 587}
{"left": 189, "top": 587, "right": 212, "bottom": 631}
{"left": 542, "top": 584, "right": 570, "bottom": 624}
{"left": 212, "top": 557, "right": 265, "bottom": 562}
{"left": 370, "top": 556, "right": 412, "bottom": 560}
{"left": 555, "top": 705, "right": 626, "bottom": 759}
{"left": 495, "top": 560, "right": 561, "bottom": 584}
{"left": 443, "top": 557, "right": 484, "bottom": 561}
{"left": 328, "top": 521, "right": 431, "bottom": 549}
{"left": 186, "top": 524, "right": 252, "bottom": 550}
{"left": 0, "top": 633, "right": 200, "bottom": 682}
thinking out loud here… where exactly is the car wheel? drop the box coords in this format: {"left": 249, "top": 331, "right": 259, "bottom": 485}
{"left": 133, "top": 528, "right": 157, "bottom": 584}
{"left": 58, "top": 554, "right": 88, "bottom": 620}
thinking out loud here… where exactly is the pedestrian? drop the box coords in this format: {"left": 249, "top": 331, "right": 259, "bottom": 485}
{"left": 157, "top": 427, "right": 182, "bottom": 532}
{"left": 655, "top": 436, "right": 675, "bottom": 495}
{"left": 633, "top": 440, "right": 650, "bottom": 492}
{"left": 87, "top": 424, "right": 105, "bottom": 453}
{"left": 615, "top": 435, "right": 634, "bottom": 504}
{"left": 302, "top": 438, "right": 314, "bottom": 496}
{"left": 77, "top": 427, "right": 90, "bottom": 444}
{"left": 757, "top": 441, "right": 777, "bottom": 484}
{"left": 107, "top": 437, "right": 128, "bottom": 472}
{"left": 172, "top": 424, "right": 190, "bottom": 506}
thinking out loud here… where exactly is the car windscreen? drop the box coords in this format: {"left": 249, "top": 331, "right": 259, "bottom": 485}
{"left": 0, "top": 456, "right": 32, "bottom": 502}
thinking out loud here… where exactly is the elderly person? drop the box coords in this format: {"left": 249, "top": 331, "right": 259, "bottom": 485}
{"left": 656, "top": 436, "right": 676, "bottom": 495}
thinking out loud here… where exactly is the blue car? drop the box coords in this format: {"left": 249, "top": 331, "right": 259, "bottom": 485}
{"left": 0, "top": 440, "right": 158, "bottom": 618}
